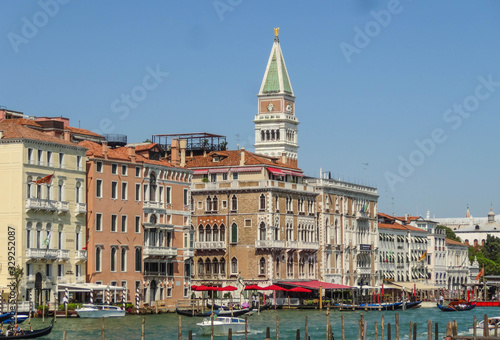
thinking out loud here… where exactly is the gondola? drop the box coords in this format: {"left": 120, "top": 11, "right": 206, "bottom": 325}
{"left": 0, "top": 319, "right": 54, "bottom": 339}
{"left": 176, "top": 307, "right": 250, "bottom": 317}
{"left": 0, "top": 313, "right": 14, "bottom": 324}
{"left": 437, "top": 300, "right": 476, "bottom": 312}
{"left": 405, "top": 300, "right": 422, "bottom": 309}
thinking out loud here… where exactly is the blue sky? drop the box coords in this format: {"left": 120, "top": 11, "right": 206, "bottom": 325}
{"left": 2, "top": 1, "right": 500, "bottom": 218}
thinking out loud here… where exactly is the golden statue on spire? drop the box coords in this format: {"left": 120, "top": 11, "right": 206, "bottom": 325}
{"left": 274, "top": 27, "right": 279, "bottom": 37}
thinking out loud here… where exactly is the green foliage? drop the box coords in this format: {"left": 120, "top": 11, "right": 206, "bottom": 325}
{"left": 437, "top": 225, "right": 462, "bottom": 243}
{"left": 143, "top": 138, "right": 152, "bottom": 143}
{"left": 468, "top": 235, "right": 500, "bottom": 276}
{"left": 202, "top": 177, "right": 209, "bottom": 183}
{"left": 58, "top": 303, "right": 82, "bottom": 310}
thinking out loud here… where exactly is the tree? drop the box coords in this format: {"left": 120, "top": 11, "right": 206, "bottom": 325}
{"left": 437, "top": 225, "right": 462, "bottom": 243}
{"left": 469, "top": 235, "right": 500, "bottom": 276}
{"left": 143, "top": 138, "right": 152, "bottom": 143}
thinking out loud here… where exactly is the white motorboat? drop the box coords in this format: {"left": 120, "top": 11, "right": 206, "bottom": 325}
{"left": 196, "top": 316, "right": 248, "bottom": 335}
{"left": 469, "top": 316, "right": 500, "bottom": 336}
{"left": 75, "top": 304, "right": 125, "bottom": 318}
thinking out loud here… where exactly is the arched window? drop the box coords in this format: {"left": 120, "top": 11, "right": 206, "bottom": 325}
{"left": 231, "top": 195, "right": 238, "bottom": 211}
{"left": 135, "top": 248, "right": 142, "bottom": 272}
{"left": 149, "top": 172, "right": 157, "bottom": 201}
{"left": 26, "top": 222, "right": 32, "bottom": 248}
{"left": 205, "top": 225, "right": 212, "bottom": 242}
{"left": 27, "top": 176, "right": 32, "bottom": 199}
{"left": 259, "top": 194, "right": 266, "bottom": 211}
{"left": 276, "top": 130, "right": 280, "bottom": 140}
{"left": 44, "top": 223, "right": 52, "bottom": 248}
{"left": 271, "top": 130, "right": 275, "bottom": 140}
{"left": 206, "top": 196, "right": 212, "bottom": 212}
{"left": 220, "top": 224, "right": 225, "bottom": 242}
{"left": 266, "top": 130, "right": 270, "bottom": 140}
{"left": 213, "top": 225, "right": 219, "bottom": 243}
{"left": 121, "top": 248, "right": 127, "bottom": 272}
{"left": 231, "top": 223, "right": 238, "bottom": 243}
{"left": 96, "top": 247, "right": 102, "bottom": 272}
{"left": 275, "top": 257, "right": 280, "bottom": 277}
{"left": 35, "top": 222, "right": 42, "bottom": 248}
{"left": 205, "top": 259, "right": 211, "bottom": 274}
{"left": 212, "top": 196, "right": 218, "bottom": 212}
{"left": 220, "top": 258, "right": 226, "bottom": 275}
{"left": 198, "top": 225, "right": 204, "bottom": 242}
{"left": 261, "top": 130, "right": 265, "bottom": 141}
{"left": 213, "top": 258, "right": 219, "bottom": 274}
{"left": 231, "top": 257, "right": 238, "bottom": 274}
{"left": 259, "top": 257, "right": 266, "bottom": 275}
{"left": 259, "top": 222, "right": 266, "bottom": 240}
{"left": 198, "top": 259, "right": 204, "bottom": 275}
{"left": 111, "top": 247, "right": 117, "bottom": 272}
{"left": 75, "top": 181, "right": 81, "bottom": 203}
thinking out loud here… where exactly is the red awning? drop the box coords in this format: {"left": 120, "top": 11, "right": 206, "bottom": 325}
{"left": 267, "top": 167, "right": 285, "bottom": 176}
{"left": 193, "top": 169, "right": 208, "bottom": 175}
{"left": 280, "top": 280, "right": 351, "bottom": 290}
{"left": 208, "top": 168, "right": 229, "bottom": 173}
{"left": 282, "top": 169, "right": 305, "bottom": 177}
{"left": 230, "top": 167, "right": 262, "bottom": 173}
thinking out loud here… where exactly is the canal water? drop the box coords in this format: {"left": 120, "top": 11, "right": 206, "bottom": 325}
{"left": 25, "top": 306, "right": 500, "bottom": 339}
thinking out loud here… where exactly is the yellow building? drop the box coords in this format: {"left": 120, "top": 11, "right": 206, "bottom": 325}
{"left": 0, "top": 120, "right": 88, "bottom": 304}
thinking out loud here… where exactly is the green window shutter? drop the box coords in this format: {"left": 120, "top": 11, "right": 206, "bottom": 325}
{"left": 231, "top": 223, "right": 238, "bottom": 243}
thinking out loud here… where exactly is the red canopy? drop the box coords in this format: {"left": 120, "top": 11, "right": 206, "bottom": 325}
{"left": 217, "top": 285, "right": 237, "bottom": 291}
{"left": 280, "top": 280, "right": 351, "bottom": 290}
{"left": 262, "top": 284, "right": 288, "bottom": 291}
{"left": 194, "top": 285, "right": 217, "bottom": 291}
{"left": 244, "top": 285, "right": 264, "bottom": 290}
{"left": 288, "top": 287, "right": 312, "bottom": 293}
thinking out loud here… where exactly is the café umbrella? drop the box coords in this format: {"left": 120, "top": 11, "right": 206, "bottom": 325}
{"left": 262, "top": 284, "right": 288, "bottom": 309}
{"left": 287, "top": 287, "right": 312, "bottom": 308}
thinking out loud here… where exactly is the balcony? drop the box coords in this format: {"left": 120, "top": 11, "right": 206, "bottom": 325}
{"left": 56, "top": 201, "right": 69, "bottom": 214}
{"left": 75, "top": 202, "right": 87, "bottom": 215}
{"left": 75, "top": 250, "right": 87, "bottom": 261}
{"left": 56, "top": 249, "right": 70, "bottom": 261}
{"left": 357, "top": 267, "right": 372, "bottom": 275}
{"left": 143, "top": 246, "right": 177, "bottom": 258}
{"left": 184, "top": 249, "right": 194, "bottom": 258}
{"left": 296, "top": 241, "right": 320, "bottom": 251}
{"left": 26, "top": 248, "right": 59, "bottom": 260}
{"left": 194, "top": 241, "right": 226, "bottom": 251}
{"left": 255, "top": 239, "right": 286, "bottom": 250}
{"left": 143, "top": 201, "right": 166, "bottom": 213}
{"left": 356, "top": 211, "right": 369, "bottom": 220}
{"left": 25, "top": 198, "right": 57, "bottom": 212}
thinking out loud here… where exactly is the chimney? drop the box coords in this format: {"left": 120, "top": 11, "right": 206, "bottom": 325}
{"left": 171, "top": 139, "right": 180, "bottom": 167}
{"left": 240, "top": 147, "right": 245, "bottom": 166}
{"left": 0, "top": 130, "right": 3, "bottom": 139}
{"left": 63, "top": 130, "right": 71, "bottom": 142}
{"left": 128, "top": 146, "right": 136, "bottom": 163}
{"left": 102, "top": 142, "right": 108, "bottom": 159}
{"left": 179, "top": 139, "right": 187, "bottom": 167}
{"left": 190, "top": 150, "right": 194, "bottom": 158}
{"left": 281, "top": 151, "right": 287, "bottom": 165}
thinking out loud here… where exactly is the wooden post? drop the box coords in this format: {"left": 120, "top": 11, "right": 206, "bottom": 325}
{"left": 245, "top": 315, "right": 248, "bottom": 340}
{"left": 178, "top": 315, "right": 182, "bottom": 340}
{"left": 63, "top": 330, "right": 67, "bottom": 340}
{"left": 360, "top": 314, "right": 364, "bottom": 340}
{"left": 42, "top": 294, "right": 45, "bottom": 324}
{"left": 395, "top": 313, "right": 399, "bottom": 340}
{"left": 434, "top": 322, "right": 438, "bottom": 340}
{"left": 101, "top": 316, "right": 105, "bottom": 340}
{"left": 277, "top": 315, "right": 280, "bottom": 340}
{"left": 141, "top": 316, "right": 145, "bottom": 340}
{"left": 296, "top": 329, "right": 300, "bottom": 340}
{"left": 381, "top": 315, "right": 384, "bottom": 340}
{"left": 484, "top": 314, "right": 489, "bottom": 337}
{"left": 265, "top": 327, "right": 271, "bottom": 340}
{"left": 326, "top": 307, "right": 330, "bottom": 339}
{"left": 327, "top": 324, "right": 333, "bottom": 340}
{"left": 363, "top": 320, "right": 367, "bottom": 340}
{"left": 409, "top": 322, "right": 412, "bottom": 340}
{"left": 387, "top": 323, "right": 391, "bottom": 340}
{"left": 54, "top": 295, "right": 57, "bottom": 323}
{"left": 495, "top": 322, "right": 498, "bottom": 336}
{"left": 413, "top": 323, "right": 417, "bottom": 340}
{"left": 427, "top": 320, "right": 432, "bottom": 340}
{"left": 188, "top": 330, "right": 192, "bottom": 340}
{"left": 305, "top": 316, "right": 308, "bottom": 340}
{"left": 358, "top": 319, "right": 362, "bottom": 340}
{"left": 452, "top": 320, "right": 457, "bottom": 337}
{"left": 228, "top": 328, "right": 232, "bottom": 340}
{"left": 341, "top": 314, "right": 345, "bottom": 340}
{"left": 375, "top": 321, "right": 378, "bottom": 340}
{"left": 446, "top": 322, "right": 452, "bottom": 338}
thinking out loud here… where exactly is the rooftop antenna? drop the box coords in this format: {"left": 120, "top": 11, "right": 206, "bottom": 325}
{"left": 79, "top": 120, "right": 81, "bottom": 128}
{"left": 391, "top": 197, "right": 395, "bottom": 216}
{"left": 235, "top": 133, "right": 240, "bottom": 150}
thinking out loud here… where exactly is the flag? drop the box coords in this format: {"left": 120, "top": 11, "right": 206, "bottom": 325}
{"left": 418, "top": 251, "right": 427, "bottom": 262}
{"left": 82, "top": 234, "right": 90, "bottom": 250}
{"left": 43, "top": 232, "right": 51, "bottom": 248}
{"left": 476, "top": 268, "right": 484, "bottom": 281}
{"left": 34, "top": 174, "right": 54, "bottom": 185}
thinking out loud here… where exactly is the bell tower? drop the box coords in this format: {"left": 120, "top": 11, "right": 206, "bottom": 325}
{"left": 254, "top": 28, "right": 299, "bottom": 167}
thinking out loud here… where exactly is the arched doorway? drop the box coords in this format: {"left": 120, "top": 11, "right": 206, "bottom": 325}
{"left": 35, "top": 272, "right": 42, "bottom": 305}
{"left": 150, "top": 280, "right": 157, "bottom": 303}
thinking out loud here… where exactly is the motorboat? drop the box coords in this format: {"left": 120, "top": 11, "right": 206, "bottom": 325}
{"left": 75, "top": 304, "right": 125, "bottom": 318}
{"left": 176, "top": 307, "right": 250, "bottom": 317}
{"left": 468, "top": 316, "right": 500, "bottom": 336}
{"left": 196, "top": 316, "right": 248, "bottom": 336}
{"left": 3, "top": 315, "right": 28, "bottom": 324}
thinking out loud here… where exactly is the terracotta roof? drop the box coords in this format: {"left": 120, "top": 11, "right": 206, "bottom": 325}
{"left": 134, "top": 143, "right": 157, "bottom": 151}
{"left": 445, "top": 238, "right": 467, "bottom": 246}
{"left": 0, "top": 120, "right": 78, "bottom": 146}
{"left": 80, "top": 140, "right": 175, "bottom": 168}
{"left": 185, "top": 149, "right": 301, "bottom": 171}
{"left": 66, "top": 126, "right": 104, "bottom": 138}
{"left": 0, "top": 118, "right": 42, "bottom": 128}
{"left": 394, "top": 216, "right": 420, "bottom": 222}
{"left": 378, "top": 222, "right": 427, "bottom": 233}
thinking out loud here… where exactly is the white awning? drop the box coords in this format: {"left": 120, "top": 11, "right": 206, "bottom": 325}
{"left": 57, "top": 283, "right": 125, "bottom": 292}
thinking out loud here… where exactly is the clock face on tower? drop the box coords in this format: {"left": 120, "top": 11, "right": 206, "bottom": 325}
{"left": 286, "top": 104, "right": 292, "bottom": 113}
{"left": 267, "top": 103, "right": 275, "bottom": 112}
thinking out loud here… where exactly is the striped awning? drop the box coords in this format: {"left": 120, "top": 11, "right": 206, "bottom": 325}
{"left": 208, "top": 168, "right": 229, "bottom": 173}
{"left": 231, "top": 167, "right": 262, "bottom": 173}
{"left": 267, "top": 167, "right": 285, "bottom": 176}
{"left": 282, "top": 169, "right": 305, "bottom": 177}
{"left": 193, "top": 169, "right": 208, "bottom": 175}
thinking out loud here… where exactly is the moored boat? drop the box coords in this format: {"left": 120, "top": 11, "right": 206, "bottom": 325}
{"left": 2, "top": 315, "right": 29, "bottom": 325}
{"left": 437, "top": 300, "right": 476, "bottom": 312}
{"left": 468, "top": 315, "right": 500, "bottom": 335}
{"left": 176, "top": 307, "right": 250, "bottom": 317}
{"left": 196, "top": 316, "right": 249, "bottom": 336}
{"left": 75, "top": 304, "right": 125, "bottom": 318}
